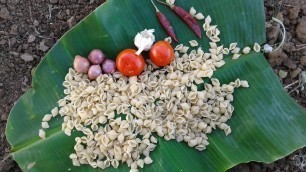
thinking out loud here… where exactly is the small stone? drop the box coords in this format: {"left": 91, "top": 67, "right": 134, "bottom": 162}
{"left": 301, "top": 4, "right": 306, "bottom": 16}
{"left": 289, "top": 7, "right": 300, "bottom": 20}
{"left": 291, "top": 68, "right": 302, "bottom": 78}
{"left": 0, "top": 39, "right": 7, "bottom": 45}
{"left": 10, "top": 24, "right": 18, "bottom": 35}
{"left": 9, "top": 52, "right": 19, "bottom": 57}
{"left": 279, "top": 70, "right": 288, "bottom": 79}
{"left": 0, "top": 7, "right": 12, "bottom": 20}
{"left": 20, "top": 53, "right": 34, "bottom": 62}
{"left": 9, "top": 37, "right": 17, "bottom": 46}
{"left": 10, "top": 0, "right": 19, "bottom": 4}
{"left": 232, "top": 164, "right": 250, "bottom": 172}
{"left": 267, "top": 26, "right": 280, "bottom": 44}
{"left": 28, "top": 35, "right": 36, "bottom": 43}
{"left": 0, "top": 83, "right": 3, "bottom": 87}
{"left": 251, "top": 163, "right": 262, "bottom": 172}
{"left": 283, "top": 43, "right": 294, "bottom": 53}
{"left": 8, "top": 63, "right": 14, "bottom": 68}
{"left": 284, "top": 59, "right": 297, "bottom": 69}
{"left": 22, "top": 44, "right": 28, "bottom": 50}
{"left": 0, "top": 89, "right": 4, "bottom": 97}
{"left": 296, "top": 17, "right": 306, "bottom": 43}
{"left": 66, "top": 9, "right": 70, "bottom": 15}
{"left": 50, "top": 0, "right": 58, "bottom": 4}
{"left": 39, "top": 41, "right": 49, "bottom": 52}
{"left": 263, "top": 162, "right": 274, "bottom": 170}
{"left": 67, "top": 16, "right": 76, "bottom": 28}
{"left": 286, "top": 31, "right": 293, "bottom": 41}
{"left": 33, "top": 20, "right": 39, "bottom": 27}
{"left": 300, "top": 56, "right": 306, "bottom": 66}
{"left": 276, "top": 12, "right": 284, "bottom": 22}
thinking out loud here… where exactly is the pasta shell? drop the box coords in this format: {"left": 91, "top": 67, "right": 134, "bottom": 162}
{"left": 195, "top": 13, "right": 205, "bottom": 20}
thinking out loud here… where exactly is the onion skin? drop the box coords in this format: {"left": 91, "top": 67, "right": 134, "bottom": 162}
{"left": 88, "top": 65, "right": 102, "bottom": 80}
{"left": 73, "top": 55, "right": 90, "bottom": 73}
{"left": 88, "top": 49, "right": 106, "bottom": 65}
{"left": 102, "top": 59, "right": 116, "bottom": 74}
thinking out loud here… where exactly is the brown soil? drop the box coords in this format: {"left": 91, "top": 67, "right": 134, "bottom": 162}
{"left": 0, "top": 0, "right": 305, "bottom": 172}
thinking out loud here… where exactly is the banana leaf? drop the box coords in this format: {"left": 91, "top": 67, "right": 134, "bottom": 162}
{"left": 5, "top": 0, "right": 306, "bottom": 171}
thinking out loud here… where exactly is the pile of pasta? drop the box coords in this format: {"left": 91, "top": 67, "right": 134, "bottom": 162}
{"left": 39, "top": 13, "right": 257, "bottom": 172}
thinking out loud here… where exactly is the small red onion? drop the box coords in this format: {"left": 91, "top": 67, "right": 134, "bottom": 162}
{"left": 102, "top": 59, "right": 116, "bottom": 74}
{"left": 88, "top": 65, "right": 102, "bottom": 80}
{"left": 73, "top": 55, "right": 90, "bottom": 73}
{"left": 88, "top": 49, "right": 106, "bottom": 65}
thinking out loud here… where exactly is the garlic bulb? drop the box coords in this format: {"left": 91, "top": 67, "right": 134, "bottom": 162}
{"left": 134, "top": 29, "right": 155, "bottom": 55}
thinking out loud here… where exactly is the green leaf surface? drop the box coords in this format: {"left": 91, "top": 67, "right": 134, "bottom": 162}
{"left": 6, "top": 0, "right": 306, "bottom": 171}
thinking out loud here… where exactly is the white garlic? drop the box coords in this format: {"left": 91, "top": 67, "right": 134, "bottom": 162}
{"left": 134, "top": 29, "right": 155, "bottom": 55}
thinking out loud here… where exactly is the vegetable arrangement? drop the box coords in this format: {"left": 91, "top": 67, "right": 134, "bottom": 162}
{"left": 6, "top": 0, "right": 306, "bottom": 172}
{"left": 39, "top": 1, "right": 262, "bottom": 171}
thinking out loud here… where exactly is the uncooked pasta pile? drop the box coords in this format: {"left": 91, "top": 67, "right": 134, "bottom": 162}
{"left": 38, "top": 10, "right": 259, "bottom": 172}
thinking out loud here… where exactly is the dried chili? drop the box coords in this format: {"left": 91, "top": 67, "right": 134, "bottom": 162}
{"left": 157, "top": 0, "right": 202, "bottom": 39}
{"left": 151, "top": 0, "right": 179, "bottom": 42}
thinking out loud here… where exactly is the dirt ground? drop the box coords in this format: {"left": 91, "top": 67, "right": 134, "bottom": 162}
{"left": 0, "top": 0, "right": 306, "bottom": 171}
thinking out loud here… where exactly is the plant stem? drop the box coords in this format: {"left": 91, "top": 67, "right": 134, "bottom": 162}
{"left": 151, "top": 0, "right": 160, "bottom": 13}
{"left": 156, "top": 0, "right": 172, "bottom": 8}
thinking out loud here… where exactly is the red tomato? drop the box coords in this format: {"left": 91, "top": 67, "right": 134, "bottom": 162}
{"left": 116, "top": 49, "right": 145, "bottom": 77}
{"left": 149, "top": 41, "right": 174, "bottom": 67}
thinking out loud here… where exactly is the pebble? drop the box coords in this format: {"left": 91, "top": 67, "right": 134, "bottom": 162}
{"left": 22, "top": 44, "right": 28, "bottom": 50}
{"left": 0, "top": 83, "right": 3, "bottom": 87}
{"left": 50, "top": 0, "right": 59, "bottom": 4}
{"left": 302, "top": 4, "right": 306, "bottom": 16}
{"left": 67, "top": 16, "right": 76, "bottom": 28}
{"left": 33, "top": 20, "right": 39, "bottom": 27}
{"left": 283, "top": 54, "right": 297, "bottom": 70}
{"left": 283, "top": 43, "right": 294, "bottom": 53}
{"left": 267, "top": 25, "right": 280, "bottom": 44}
{"left": 39, "top": 41, "right": 49, "bottom": 52}
{"left": 66, "top": 9, "right": 70, "bottom": 16}
{"left": 0, "top": 89, "right": 4, "bottom": 98}
{"left": 9, "top": 37, "right": 17, "bottom": 47}
{"left": 296, "top": 16, "right": 306, "bottom": 43}
{"left": 263, "top": 162, "right": 274, "bottom": 170}
{"left": 20, "top": 53, "right": 34, "bottom": 62}
{"left": 8, "top": 63, "right": 14, "bottom": 68}
{"left": 10, "top": 24, "right": 18, "bottom": 35}
{"left": 289, "top": 7, "right": 300, "bottom": 20}
{"left": 28, "top": 35, "right": 36, "bottom": 43}
{"left": 0, "top": 7, "right": 12, "bottom": 20}
{"left": 291, "top": 68, "right": 302, "bottom": 78}
{"left": 233, "top": 164, "right": 250, "bottom": 172}
{"left": 252, "top": 164, "right": 262, "bottom": 172}
{"left": 300, "top": 56, "right": 306, "bottom": 66}
{"left": 10, "top": 0, "right": 19, "bottom": 4}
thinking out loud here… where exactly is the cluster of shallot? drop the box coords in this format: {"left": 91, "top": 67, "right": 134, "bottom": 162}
{"left": 73, "top": 49, "right": 116, "bottom": 80}
{"left": 38, "top": 6, "right": 258, "bottom": 172}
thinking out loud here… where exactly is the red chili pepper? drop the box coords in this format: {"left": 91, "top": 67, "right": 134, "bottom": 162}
{"left": 151, "top": 0, "right": 179, "bottom": 42}
{"left": 157, "top": 0, "right": 202, "bottom": 39}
